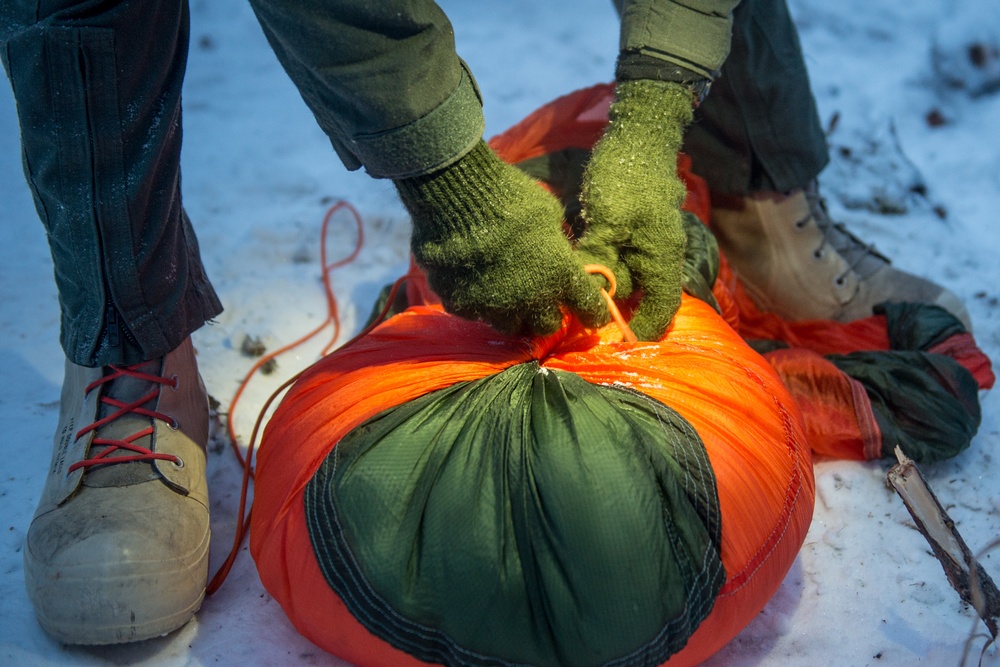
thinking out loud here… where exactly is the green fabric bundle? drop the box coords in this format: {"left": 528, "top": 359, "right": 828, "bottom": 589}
{"left": 305, "top": 362, "right": 724, "bottom": 667}
{"left": 829, "top": 302, "right": 981, "bottom": 462}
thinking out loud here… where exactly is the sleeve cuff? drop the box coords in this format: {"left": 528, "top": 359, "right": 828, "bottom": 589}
{"left": 618, "top": 0, "right": 737, "bottom": 81}
{"left": 335, "top": 61, "right": 486, "bottom": 179}
{"left": 615, "top": 51, "right": 713, "bottom": 100}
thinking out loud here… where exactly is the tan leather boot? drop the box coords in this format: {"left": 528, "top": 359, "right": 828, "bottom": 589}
{"left": 24, "top": 337, "right": 210, "bottom": 644}
{"left": 710, "top": 185, "right": 971, "bottom": 329}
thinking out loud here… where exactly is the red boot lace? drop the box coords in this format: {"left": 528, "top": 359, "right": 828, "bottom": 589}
{"left": 68, "top": 364, "right": 182, "bottom": 472}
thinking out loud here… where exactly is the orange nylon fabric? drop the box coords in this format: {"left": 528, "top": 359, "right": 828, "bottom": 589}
{"left": 250, "top": 296, "right": 815, "bottom": 667}
{"left": 764, "top": 348, "right": 881, "bottom": 460}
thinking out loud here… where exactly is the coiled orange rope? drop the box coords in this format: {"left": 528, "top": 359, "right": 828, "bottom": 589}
{"left": 207, "top": 200, "right": 368, "bottom": 594}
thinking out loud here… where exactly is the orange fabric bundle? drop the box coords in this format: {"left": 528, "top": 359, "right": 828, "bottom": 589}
{"left": 251, "top": 297, "right": 815, "bottom": 667}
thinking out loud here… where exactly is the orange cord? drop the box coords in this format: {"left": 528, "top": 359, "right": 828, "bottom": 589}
{"left": 207, "top": 200, "right": 373, "bottom": 595}
{"left": 583, "top": 264, "right": 637, "bottom": 343}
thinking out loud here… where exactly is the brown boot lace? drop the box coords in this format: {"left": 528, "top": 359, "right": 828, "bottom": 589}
{"left": 798, "top": 184, "right": 891, "bottom": 287}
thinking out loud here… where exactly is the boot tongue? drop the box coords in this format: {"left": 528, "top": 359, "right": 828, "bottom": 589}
{"left": 83, "top": 360, "right": 164, "bottom": 489}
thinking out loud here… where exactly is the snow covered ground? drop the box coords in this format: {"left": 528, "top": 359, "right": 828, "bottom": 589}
{"left": 2, "top": 0, "right": 999, "bottom": 665}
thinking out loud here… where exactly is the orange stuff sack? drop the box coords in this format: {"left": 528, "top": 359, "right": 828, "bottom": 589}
{"left": 251, "top": 298, "right": 815, "bottom": 667}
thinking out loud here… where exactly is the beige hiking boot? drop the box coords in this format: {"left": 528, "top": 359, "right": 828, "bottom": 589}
{"left": 24, "top": 337, "right": 211, "bottom": 645}
{"left": 709, "top": 184, "right": 971, "bottom": 330}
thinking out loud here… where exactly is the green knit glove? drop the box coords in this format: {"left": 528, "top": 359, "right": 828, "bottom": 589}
{"left": 577, "top": 80, "right": 695, "bottom": 341}
{"left": 395, "top": 140, "right": 609, "bottom": 336}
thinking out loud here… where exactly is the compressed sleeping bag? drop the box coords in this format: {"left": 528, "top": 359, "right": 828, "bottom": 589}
{"left": 249, "top": 83, "right": 990, "bottom": 667}
{"left": 251, "top": 296, "right": 815, "bottom": 667}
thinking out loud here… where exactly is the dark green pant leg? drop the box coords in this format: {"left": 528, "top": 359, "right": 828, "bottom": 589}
{"left": 1, "top": 0, "right": 222, "bottom": 367}
{"left": 683, "top": 0, "right": 829, "bottom": 194}
{"left": 248, "top": 0, "right": 485, "bottom": 179}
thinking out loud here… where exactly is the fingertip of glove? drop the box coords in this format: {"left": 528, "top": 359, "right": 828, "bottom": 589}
{"left": 573, "top": 294, "right": 612, "bottom": 329}
{"left": 579, "top": 309, "right": 612, "bottom": 330}
{"left": 629, "top": 293, "right": 682, "bottom": 342}
{"left": 526, "top": 307, "right": 565, "bottom": 338}
{"left": 568, "top": 276, "right": 611, "bottom": 319}
{"left": 629, "top": 314, "right": 670, "bottom": 342}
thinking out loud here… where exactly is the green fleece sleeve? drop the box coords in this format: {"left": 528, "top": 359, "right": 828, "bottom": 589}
{"left": 616, "top": 0, "right": 741, "bottom": 79}
{"left": 249, "top": 0, "right": 485, "bottom": 178}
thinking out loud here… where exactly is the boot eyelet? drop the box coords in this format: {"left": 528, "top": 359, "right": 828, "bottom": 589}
{"left": 171, "top": 456, "right": 185, "bottom": 469}
{"left": 168, "top": 417, "right": 180, "bottom": 430}
{"left": 169, "top": 374, "right": 180, "bottom": 390}
{"left": 813, "top": 249, "right": 823, "bottom": 259}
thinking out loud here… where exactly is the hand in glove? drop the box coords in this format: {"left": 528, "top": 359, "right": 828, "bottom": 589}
{"left": 576, "top": 80, "right": 695, "bottom": 341}
{"left": 395, "top": 140, "right": 609, "bottom": 337}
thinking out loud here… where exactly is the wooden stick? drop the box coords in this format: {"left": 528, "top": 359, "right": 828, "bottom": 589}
{"left": 887, "top": 446, "right": 1000, "bottom": 639}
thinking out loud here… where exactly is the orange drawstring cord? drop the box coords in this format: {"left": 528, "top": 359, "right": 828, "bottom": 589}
{"left": 583, "top": 264, "right": 637, "bottom": 343}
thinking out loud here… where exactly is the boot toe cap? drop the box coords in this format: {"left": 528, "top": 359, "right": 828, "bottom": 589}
{"left": 23, "top": 484, "right": 209, "bottom": 644}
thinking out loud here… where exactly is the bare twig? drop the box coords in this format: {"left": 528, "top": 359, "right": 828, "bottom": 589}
{"left": 887, "top": 447, "right": 1000, "bottom": 643}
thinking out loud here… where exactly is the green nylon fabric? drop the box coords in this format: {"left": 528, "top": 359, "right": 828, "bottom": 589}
{"left": 677, "top": 211, "right": 721, "bottom": 312}
{"left": 831, "top": 350, "right": 980, "bottom": 462}
{"left": 305, "top": 362, "right": 724, "bottom": 667}
{"left": 876, "top": 301, "right": 968, "bottom": 349}
{"left": 827, "top": 302, "right": 981, "bottom": 463}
